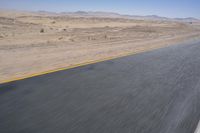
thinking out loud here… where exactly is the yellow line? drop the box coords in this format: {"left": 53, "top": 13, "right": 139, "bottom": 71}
{"left": 0, "top": 46, "right": 165, "bottom": 84}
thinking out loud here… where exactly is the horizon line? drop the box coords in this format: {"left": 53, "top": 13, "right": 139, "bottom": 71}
{"left": 0, "top": 8, "right": 199, "bottom": 20}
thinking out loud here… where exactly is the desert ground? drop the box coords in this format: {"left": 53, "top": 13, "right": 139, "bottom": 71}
{"left": 0, "top": 10, "right": 200, "bottom": 82}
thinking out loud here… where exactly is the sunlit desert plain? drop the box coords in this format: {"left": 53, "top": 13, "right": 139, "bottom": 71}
{"left": 0, "top": 10, "right": 200, "bottom": 82}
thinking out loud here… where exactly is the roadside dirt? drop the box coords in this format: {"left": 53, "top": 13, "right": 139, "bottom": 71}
{"left": 1, "top": 10, "right": 200, "bottom": 82}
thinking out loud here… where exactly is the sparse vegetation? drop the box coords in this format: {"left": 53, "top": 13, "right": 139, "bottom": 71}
{"left": 69, "top": 38, "right": 74, "bottom": 42}
{"left": 87, "top": 36, "right": 97, "bottom": 40}
{"left": 58, "top": 37, "right": 63, "bottom": 40}
{"left": 0, "top": 34, "right": 4, "bottom": 38}
{"left": 91, "top": 37, "right": 96, "bottom": 40}
{"left": 104, "top": 35, "right": 108, "bottom": 39}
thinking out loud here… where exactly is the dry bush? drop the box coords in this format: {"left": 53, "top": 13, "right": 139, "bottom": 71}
{"left": 58, "top": 37, "right": 63, "bottom": 40}
{"left": 51, "top": 21, "right": 56, "bottom": 24}
{"left": 69, "top": 38, "right": 74, "bottom": 42}
{"left": 104, "top": 35, "right": 108, "bottom": 39}
{"left": 0, "top": 35, "right": 4, "bottom": 38}
{"left": 40, "top": 28, "right": 44, "bottom": 33}
{"left": 87, "top": 36, "right": 96, "bottom": 40}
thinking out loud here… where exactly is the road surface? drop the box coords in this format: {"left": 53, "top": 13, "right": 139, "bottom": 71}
{"left": 0, "top": 41, "right": 200, "bottom": 133}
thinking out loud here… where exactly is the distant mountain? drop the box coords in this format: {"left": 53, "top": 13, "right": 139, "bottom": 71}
{"left": 60, "top": 11, "right": 122, "bottom": 18}
{"left": 0, "top": 9, "right": 185, "bottom": 22}
{"left": 143, "top": 15, "right": 169, "bottom": 20}
{"left": 57, "top": 11, "right": 199, "bottom": 22}
{"left": 37, "top": 10, "right": 58, "bottom": 15}
{"left": 173, "top": 17, "right": 200, "bottom": 22}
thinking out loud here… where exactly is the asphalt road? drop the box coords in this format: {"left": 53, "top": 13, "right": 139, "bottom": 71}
{"left": 0, "top": 41, "right": 200, "bottom": 133}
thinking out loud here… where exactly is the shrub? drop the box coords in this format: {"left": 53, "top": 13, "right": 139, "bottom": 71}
{"left": 40, "top": 28, "right": 44, "bottom": 33}
{"left": 104, "top": 35, "right": 107, "bottom": 39}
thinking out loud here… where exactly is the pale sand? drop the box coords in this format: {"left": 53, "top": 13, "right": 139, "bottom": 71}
{"left": 1, "top": 10, "right": 200, "bottom": 82}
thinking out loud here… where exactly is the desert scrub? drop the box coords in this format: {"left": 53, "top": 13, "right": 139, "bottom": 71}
{"left": 40, "top": 28, "right": 44, "bottom": 33}
{"left": 0, "top": 35, "right": 4, "bottom": 38}
{"left": 104, "top": 34, "right": 108, "bottom": 39}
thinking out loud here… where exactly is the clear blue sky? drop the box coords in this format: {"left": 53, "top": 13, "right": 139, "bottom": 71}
{"left": 0, "top": 0, "right": 199, "bottom": 18}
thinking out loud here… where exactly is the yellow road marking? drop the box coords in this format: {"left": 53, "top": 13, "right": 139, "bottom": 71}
{"left": 0, "top": 45, "right": 167, "bottom": 84}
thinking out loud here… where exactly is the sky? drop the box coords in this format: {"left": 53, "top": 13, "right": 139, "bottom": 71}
{"left": 0, "top": 0, "right": 199, "bottom": 18}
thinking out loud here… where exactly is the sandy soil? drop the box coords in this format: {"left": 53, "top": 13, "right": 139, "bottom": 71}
{"left": 1, "top": 10, "right": 200, "bottom": 82}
